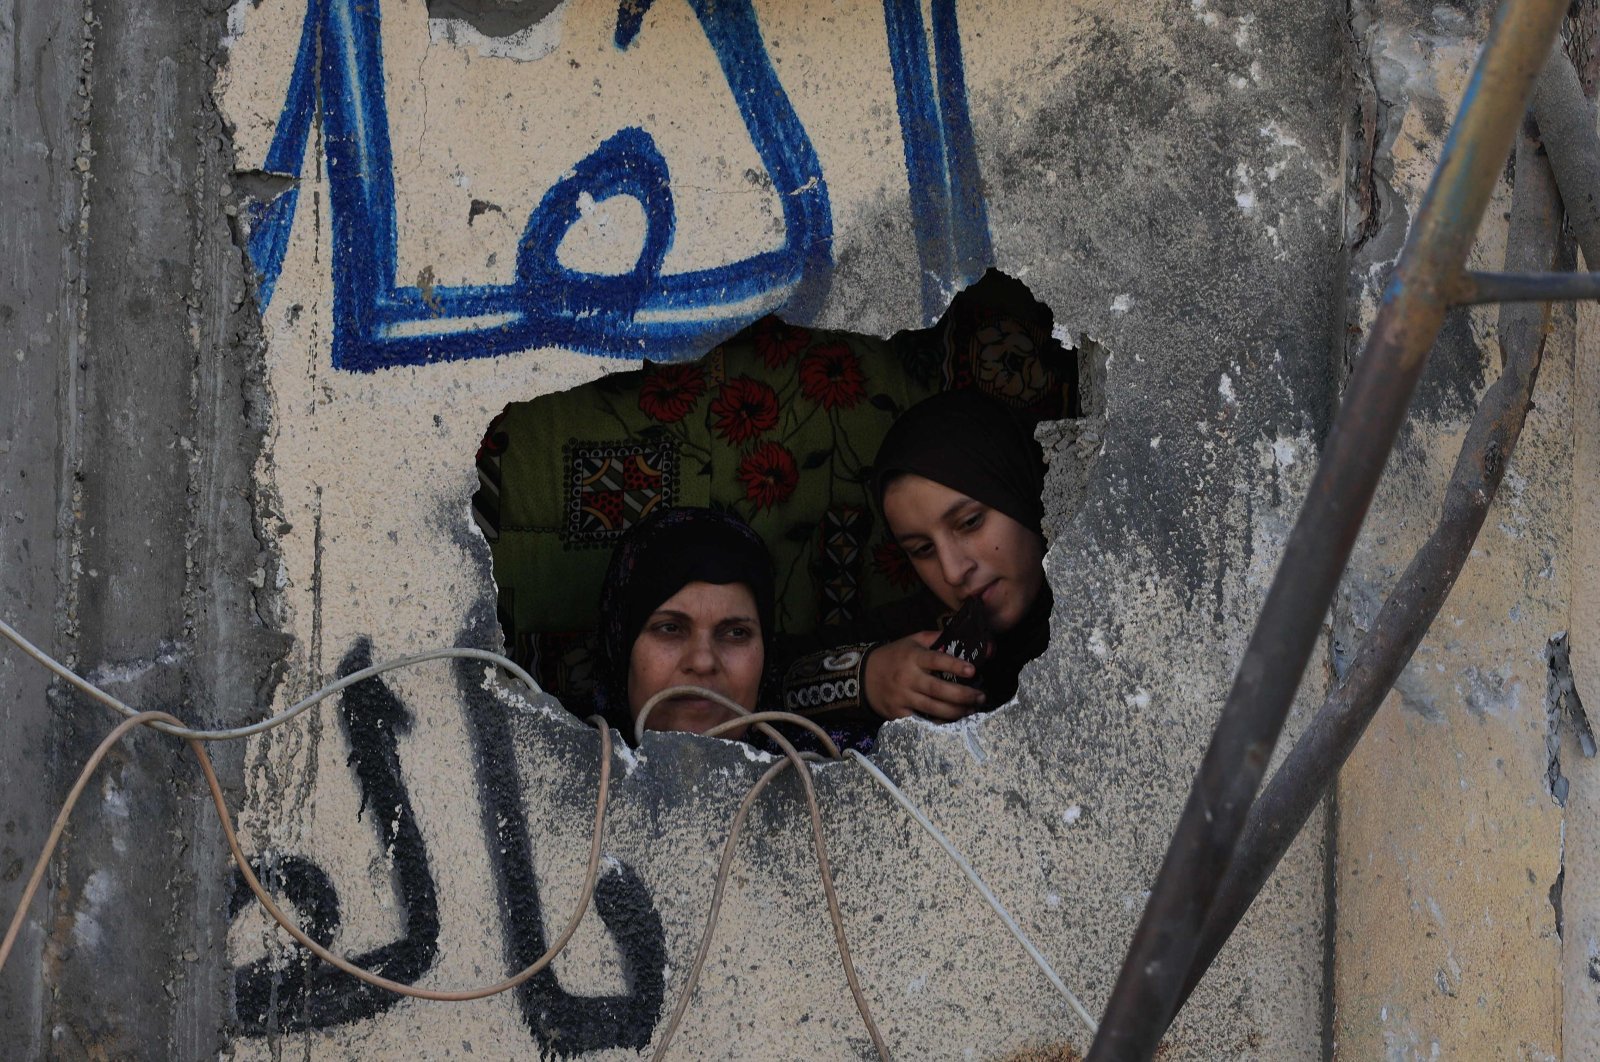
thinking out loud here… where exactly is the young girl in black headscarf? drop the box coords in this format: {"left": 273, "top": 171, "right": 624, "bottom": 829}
{"left": 781, "top": 390, "right": 1051, "bottom": 737}
{"left": 594, "top": 506, "right": 777, "bottom": 742}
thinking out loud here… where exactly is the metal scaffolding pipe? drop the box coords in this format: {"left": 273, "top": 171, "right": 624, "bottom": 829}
{"left": 1453, "top": 270, "right": 1600, "bottom": 304}
{"left": 1169, "top": 118, "right": 1561, "bottom": 1031}
{"left": 1085, "top": 4, "right": 1568, "bottom": 1058}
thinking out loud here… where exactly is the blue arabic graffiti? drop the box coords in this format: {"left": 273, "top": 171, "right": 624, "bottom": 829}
{"left": 245, "top": 0, "right": 990, "bottom": 372}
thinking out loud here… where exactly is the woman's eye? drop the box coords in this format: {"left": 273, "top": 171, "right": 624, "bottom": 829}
{"left": 959, "top": 511, "right": 986, "bottom": 532}
{"left": 723, "top": 625, "right": 753, "bottom": 641}
{"left": 652, "top": 621, "right": 681, "bottom": 636}
{"left": 906, "top": 542, "right": 934, "bottom": 559}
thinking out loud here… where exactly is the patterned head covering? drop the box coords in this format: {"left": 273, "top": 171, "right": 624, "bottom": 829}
{"left": 871, "top": 389, "right": 1046, "bottom": 537}
{"left": 594, "top": 506, "right": 776, "bottom": 724}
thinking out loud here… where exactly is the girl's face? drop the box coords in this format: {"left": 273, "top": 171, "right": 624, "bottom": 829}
{"left": 882, "top": 474, "right": 1046, "bottom": 633}
{"left": 628, "top": 580, "right": 764, "bottom": 738}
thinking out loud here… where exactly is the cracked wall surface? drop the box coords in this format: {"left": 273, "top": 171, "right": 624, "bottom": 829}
{"left": 204, "top": 0, "right": 1342, "bottom": 1056}
{"left": 9, "top": 0, "right": 1600, "bottom": 1058}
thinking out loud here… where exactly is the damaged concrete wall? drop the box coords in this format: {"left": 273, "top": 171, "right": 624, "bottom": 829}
{"left": 3, "top": 0, "right": 284, "bottom": 1057}
{"left": 10, "top": 0, "right": 1597, "bottom": 1058}
{"left": 13, "top": 0, "right": 1342, "bottom": 1055}
{"left": 0, "top": 6, "right": 87, "bottom": 1057}
{"left": 205, "top": 0, "right": 1342, "bottom": 1057}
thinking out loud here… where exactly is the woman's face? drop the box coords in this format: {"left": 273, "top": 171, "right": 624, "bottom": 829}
{"left": 627, "top": 580, "right": 764, "bottom": 737}
{"left": 882, "top": 474, "right": 1046, "bottom": 633}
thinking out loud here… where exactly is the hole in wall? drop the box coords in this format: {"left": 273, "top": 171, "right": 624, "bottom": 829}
{"left": 426, "top": 0, "right": 564, "bottom": 38}
{"left": 471, "top": 270, "right": 1104, "bottom": 747}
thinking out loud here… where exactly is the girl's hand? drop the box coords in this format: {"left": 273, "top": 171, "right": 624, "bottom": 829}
{"left": 863, "top": 631, "right": 987, "bottom": 721}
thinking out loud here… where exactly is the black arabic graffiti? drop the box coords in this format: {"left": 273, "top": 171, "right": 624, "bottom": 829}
{"left": 230, "top": 639, "right": 440, "bottom": 1033}
{"left": 228, "top": 636, "right": 666, "bottom": 1054}
{"left": 453, "top": 647, "right": 666, "bottom": 1055}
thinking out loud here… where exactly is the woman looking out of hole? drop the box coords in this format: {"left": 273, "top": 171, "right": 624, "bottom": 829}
{"left": 782, "top": 389, "right": 1051, "bottom": 742}
{"left": 594, "top": 506, "right": 775, "bottom": 742}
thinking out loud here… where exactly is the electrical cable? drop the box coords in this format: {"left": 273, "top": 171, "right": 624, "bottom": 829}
{"left": 847, "top": 749, "right": 1100, "bottom": 1038}
{"left": 635, "top": 698, "right": 842, "bottom": 760}
{"left": 637, "top": 686, "right": 889, "bottom": 1061}
{"left": 0, "top": 710, "right": 182, "bottom": 971}
{"left": 0, "top": 614, "right": 543, "bottom": 742}
{"left": 1, "top": 622, "right": 1094, "bottom": 1057}
{"left": 209, "top": 716, "right": 615, "bottom": 1001}
{"left": 0, "top": 624, "right": 888, "bottom": 1055}
{"left": 651, "top": 755, "right": 805, "bottom": 1058}
{"left": 0, "top": 697, "right": 617, "bottom": 1001}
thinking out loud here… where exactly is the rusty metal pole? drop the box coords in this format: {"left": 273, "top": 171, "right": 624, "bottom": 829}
{"left": 1168, "top": 118, "right": 1562, "bottom": 1029}
{"left": 1455, "top": 270, "right": 1600, "bottom": 303}
{"left": 1085, "top": 4, "right": 1567, "bottom": 1058}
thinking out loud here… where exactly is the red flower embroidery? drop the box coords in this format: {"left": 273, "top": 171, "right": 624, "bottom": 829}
{"left": 710, "top": 376, "right": 780, "bottom": 444}
{"left": 738, "top": 442, "right": 799, "bottom": 511}
{"left": 872, "top": 536, "right": 919, "bottom": 591}
{"left": 638, "top": 362, "right": 707, "bottom": 423}
{"left": 798, "top": 340, "right": 867, "bottom": 410}
{"left": 753, "top": 316, "right": 812, "bottom": 369}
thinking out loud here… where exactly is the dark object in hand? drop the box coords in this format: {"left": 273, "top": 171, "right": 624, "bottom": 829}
{"left": 930, "top": 598, "right": 994, "bottom": 686}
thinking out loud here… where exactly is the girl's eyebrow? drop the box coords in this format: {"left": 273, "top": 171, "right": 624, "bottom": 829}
{"left": 897, "top": 499, "right": 983, "bottom": 543}
{"left": 648, "top": 611, "right": 758, "bottom": 627}
{"left": 941, "top": 497, "right": 980, "bottom": 522}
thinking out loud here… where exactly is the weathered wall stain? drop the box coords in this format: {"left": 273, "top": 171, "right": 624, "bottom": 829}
{"left": 1544, "top": 631, "right": 1595, "bottom": 807}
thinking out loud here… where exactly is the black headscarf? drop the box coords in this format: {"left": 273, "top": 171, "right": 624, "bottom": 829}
{"left": 594, "top": 506, "right": 776, "bottom": 727}
{"left": 871, "top": 389, "right": 1046, "bottom": 535}
{"left": 870, "top": 389, "right": 1052, "bottom": 708}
